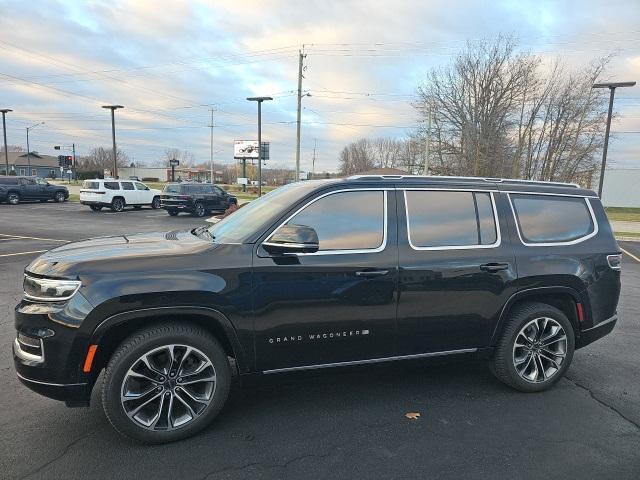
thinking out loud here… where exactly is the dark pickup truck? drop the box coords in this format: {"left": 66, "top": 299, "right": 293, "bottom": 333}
{"left": 0, "top": 176, "right": 69, "bottom": 204}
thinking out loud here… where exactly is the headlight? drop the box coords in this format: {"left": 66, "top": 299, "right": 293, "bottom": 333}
{"left": 23, "top": 275, "right": 81, "bottom": 301}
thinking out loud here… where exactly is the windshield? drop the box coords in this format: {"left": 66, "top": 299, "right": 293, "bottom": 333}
{"left": 207, "top": 182, "right": 320, "bottom": 244}
{"left": 164, "top": 184, "right": 182, "bottom": 194}
{"left": 35, "top": 178, "right": 48, "bottom": 185}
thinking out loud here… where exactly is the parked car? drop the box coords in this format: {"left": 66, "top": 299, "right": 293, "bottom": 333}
{"left": 13, "top": 175, "right": 621, "bottom": 443}
{"left": 128, "top": 176, "right": 140, "bottom": 181}
{"left": 79, "top": 179, "right": 161, "bottom": 212}
{"left": 0, "top": 176, "right": 69, "bottom": 204}
{"left": 160, "top": 182, "right": 237, "bottom": 217}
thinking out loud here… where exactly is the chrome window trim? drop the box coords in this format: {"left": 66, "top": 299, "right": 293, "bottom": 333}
{"left": 403, "top": 189, "right": 502, "bottom": 251}
{"left": 507, "top": 193, "right": 599, "bottom": 247}
{"left": 263, "top": 188, "right": 389, "bottom": 256}
{"left": 262, "top": 348, "right": 478, "bottom": 374}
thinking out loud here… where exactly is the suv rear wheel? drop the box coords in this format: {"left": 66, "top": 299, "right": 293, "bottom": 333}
{"left": 54, "top": 191, "right": 66, "bottom": 203}
{"left": 491, "top": 302, "right": 574, "bottom": 392}
{"left": 7, "top": 192, "right": 19, "bottom": 205}
{"left": 111, "top": 197, "right": 125, "bottom": 212}
{"left": 101, "top": 323, "right": 231, "bottom": 443}
{"left": 167, "top": 209, "right": 179, "bottom": 216}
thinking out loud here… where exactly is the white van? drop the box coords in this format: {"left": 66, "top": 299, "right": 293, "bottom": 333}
{"left": 80, "top": 179, "right": 162, "bottom": 212}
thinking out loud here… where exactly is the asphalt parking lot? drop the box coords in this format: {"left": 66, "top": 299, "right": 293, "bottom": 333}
{"left": 1, "top": 201, "right": 639, "bottom": 479}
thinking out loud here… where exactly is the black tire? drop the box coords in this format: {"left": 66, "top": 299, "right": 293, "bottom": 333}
{"left": 193, "top": 202, "right": 206, "bottom": 217}
{"left": 491, "top": 302, "right": 575, "bottom": 392}
{"left": 7, "top": 192, "right": 19, "bottom": 205}
{"left": 168, "top": 209, "right": 179, "bottom": 216}
{"left": 101, "top": 323, "right": 231, "bottom": 444}
{"left": 54, "top": 191, "right": 66, "bottom": 203}
{"left": 111, "top": 197, "right": 125, "bottom": 212}
{"left": 90, "top": 205, "right": 103, "bottom": 211}
{"left": 151, "top": 196, "right": 161, "bottom": 209}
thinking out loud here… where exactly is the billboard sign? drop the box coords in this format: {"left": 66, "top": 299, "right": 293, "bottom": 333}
{"left": 234, "top": 140, "right": 270, "bottom": 160}
{"left": 234, "top": 140, "right": 259, "bottom": 159}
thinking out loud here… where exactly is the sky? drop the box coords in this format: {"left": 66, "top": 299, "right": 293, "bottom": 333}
{"left": 0, "top": 0, "right": 639, "bottom": 173}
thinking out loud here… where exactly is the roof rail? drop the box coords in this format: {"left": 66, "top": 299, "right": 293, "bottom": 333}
{"left": 346, "top": 174, "right": 580, "bottom": 188}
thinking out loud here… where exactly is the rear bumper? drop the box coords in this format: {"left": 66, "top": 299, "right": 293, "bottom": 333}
{"left": 161, "top": 202, "right": 194, "bottom": 212}
{"left": 576, "top": 314, "right": 617, "bottom": 349}
{"left": 80, "top": 200, "right": 110, "bottom": 207}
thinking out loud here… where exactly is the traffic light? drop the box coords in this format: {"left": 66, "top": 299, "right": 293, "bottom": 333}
{"left": 58, "top": 155, "right": 64, "bottom": 166}
{"left": 65, "top": 156, "right": 73, "bottom": 166}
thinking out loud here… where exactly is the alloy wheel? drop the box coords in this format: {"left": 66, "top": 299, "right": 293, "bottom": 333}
{"left": 120, "top": 344, "right": 217, "bottom": 431}
{"left": 8, "top": 193, "right": 19, "bottom": 205}
{"left": 194, "top": 203, "right": 205, "bottom": 217}
{"left": 512, "top": 317, "right": 567, "bottom": 383}
{"left": 55, "top": 192, "right": 65, "bottom": 202}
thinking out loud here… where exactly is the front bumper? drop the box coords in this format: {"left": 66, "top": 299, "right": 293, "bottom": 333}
{"left": 13, "top": 297, "right": 94, "bottom": 407}
{"left": 576, "top": 314, "right": 618, "bottom": 349}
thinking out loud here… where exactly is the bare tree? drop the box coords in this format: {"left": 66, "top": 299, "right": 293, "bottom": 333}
{"left": 162, "top": 148, "right": 195, "bottom": 167}
{"left": 0, "top": 145, "right": 25, "bottom": 153}
{"left": 415, "top": 35, "right": 610, "bottom": 183}
{"left": 76, "top": 147, "right": 129, "bottom": 172}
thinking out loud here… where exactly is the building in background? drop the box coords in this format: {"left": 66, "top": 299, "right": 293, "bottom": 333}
{"left": 599, "top": 169, "right": 640, "bottom": 208}
{"left": 1, "top": 152, "right": 61, "bottom": 178}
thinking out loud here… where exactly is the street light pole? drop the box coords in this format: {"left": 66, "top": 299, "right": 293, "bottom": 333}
{"left": 25, "top": 121, "right": 44, "bottom": 175}
{"left": 102, "top": 105, "right": 123, "bottom": 178}
{"left": 0, "top": 108, "right": 12, "bottom": 175}
{"left": 592, "top": 81, "right": 636, "bottom": 197}
{"left": 247, "top": 96, "right": 273, "bottom": 197}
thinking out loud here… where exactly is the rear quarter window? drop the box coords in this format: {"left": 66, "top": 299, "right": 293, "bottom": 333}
{"left": 510, "top": 194, "right": 595, "bottom": 244}
{"left": 82, "top": 181, "right": 99, "bottom": 189}
{"left": 0, "top": 177, "right": 18, "bottom": 185}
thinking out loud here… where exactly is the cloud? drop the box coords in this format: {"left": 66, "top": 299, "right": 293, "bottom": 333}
{"left": 0, "top": 0, "right": 638, "bottom": 171}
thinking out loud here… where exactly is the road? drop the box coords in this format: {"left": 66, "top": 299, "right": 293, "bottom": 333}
{"left": 0, "top": 202, "right": 639, "bottom": 479}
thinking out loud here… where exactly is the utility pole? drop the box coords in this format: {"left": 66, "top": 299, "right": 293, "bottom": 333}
{"left": 1, "top": 109, "right": 11, "bottom": 175}
{"left": 72, "top": 143, "right": 76, "bottom": 180}
{"left": 102, "top": 105, "right": 123, "bottom": 178}
{"left": 312, "top": 138, "right": 317, "bottom": 179}
{"left": 295, "top": 48, "right": 306, "bottom": 181}
{"left": 209, "top": 108, "right": 214, "bottom": 184}
{"left": 592, "top": 81, "right": 636, "bottom": 197}
{"left": 423, "top": 104, "right": 431, "bottom": 175}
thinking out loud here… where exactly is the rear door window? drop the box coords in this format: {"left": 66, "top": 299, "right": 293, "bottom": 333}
{"left": 104, "top": 182, "right": 120, "bottom": 190}
{"left": 121, "top": 182, "right": 134, "bottom": 190}
{"left": 510, "top": 194, "right": 594, "bottom": 244}
{"left": 405, "top": 190, "right": 498, "bottom": 248}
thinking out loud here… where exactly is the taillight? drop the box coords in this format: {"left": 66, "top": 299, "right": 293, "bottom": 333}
{"left": 607, "top": 254, "right": 622, "bottom": 271}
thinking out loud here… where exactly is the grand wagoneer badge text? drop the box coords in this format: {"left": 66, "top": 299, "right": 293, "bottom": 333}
{"left": 269, "top": 329, "right": 370, "bottom": 344}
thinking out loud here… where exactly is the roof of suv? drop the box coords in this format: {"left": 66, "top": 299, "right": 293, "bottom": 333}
{"left": 331, "top": 175, "right": 597, "bottom": 197}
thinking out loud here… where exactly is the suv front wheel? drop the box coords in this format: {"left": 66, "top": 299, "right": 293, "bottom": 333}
{"left": 491, "top": 302, "right": 574, "bottom": 392}
{"left": 102, "top": 323, "right": 231, "bottom": 443}
{"left": 7, "top": 192, "right": 20, "bottom": 205}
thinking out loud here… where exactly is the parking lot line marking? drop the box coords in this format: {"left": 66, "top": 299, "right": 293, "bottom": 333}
{"left": 620, "top": 247, "right": 640, "bottom": 264}
{"left": 0, "top": 234, "right": 68, "bottom": 243}
{"left": 0, "top": 250, "right": 47, "bottom": 258}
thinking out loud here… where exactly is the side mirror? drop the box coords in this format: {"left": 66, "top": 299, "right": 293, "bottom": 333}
{"left": 263, "top": 224, "right": 319, "bottom": 254}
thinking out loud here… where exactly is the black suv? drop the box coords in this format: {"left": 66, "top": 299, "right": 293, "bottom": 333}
{"left": 0, "top": 176, "right": 69, "bottom": 204}
{"left": 13, "top": 176, "right": 621, "bottom": 443}
{"left": 160, "top": 183, "right": 237, "bottom": 217}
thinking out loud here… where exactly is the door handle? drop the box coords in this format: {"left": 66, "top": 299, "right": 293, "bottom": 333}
{"left": 356, "top": 270, "right": 389, "bottom": 277}
{"left": 479, "top": 262, "right": 510, "bottom": 272}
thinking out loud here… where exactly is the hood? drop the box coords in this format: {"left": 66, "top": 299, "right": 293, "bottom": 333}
{"left": 27, "top": 230, "right": 216, "bottom": 278}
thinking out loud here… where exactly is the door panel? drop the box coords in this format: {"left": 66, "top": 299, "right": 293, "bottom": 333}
{"left": 252, "top": 189, "right": 399, "bottom": 371}
{"left": 396, "top": 190, "right": 517, "bottom": 354}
